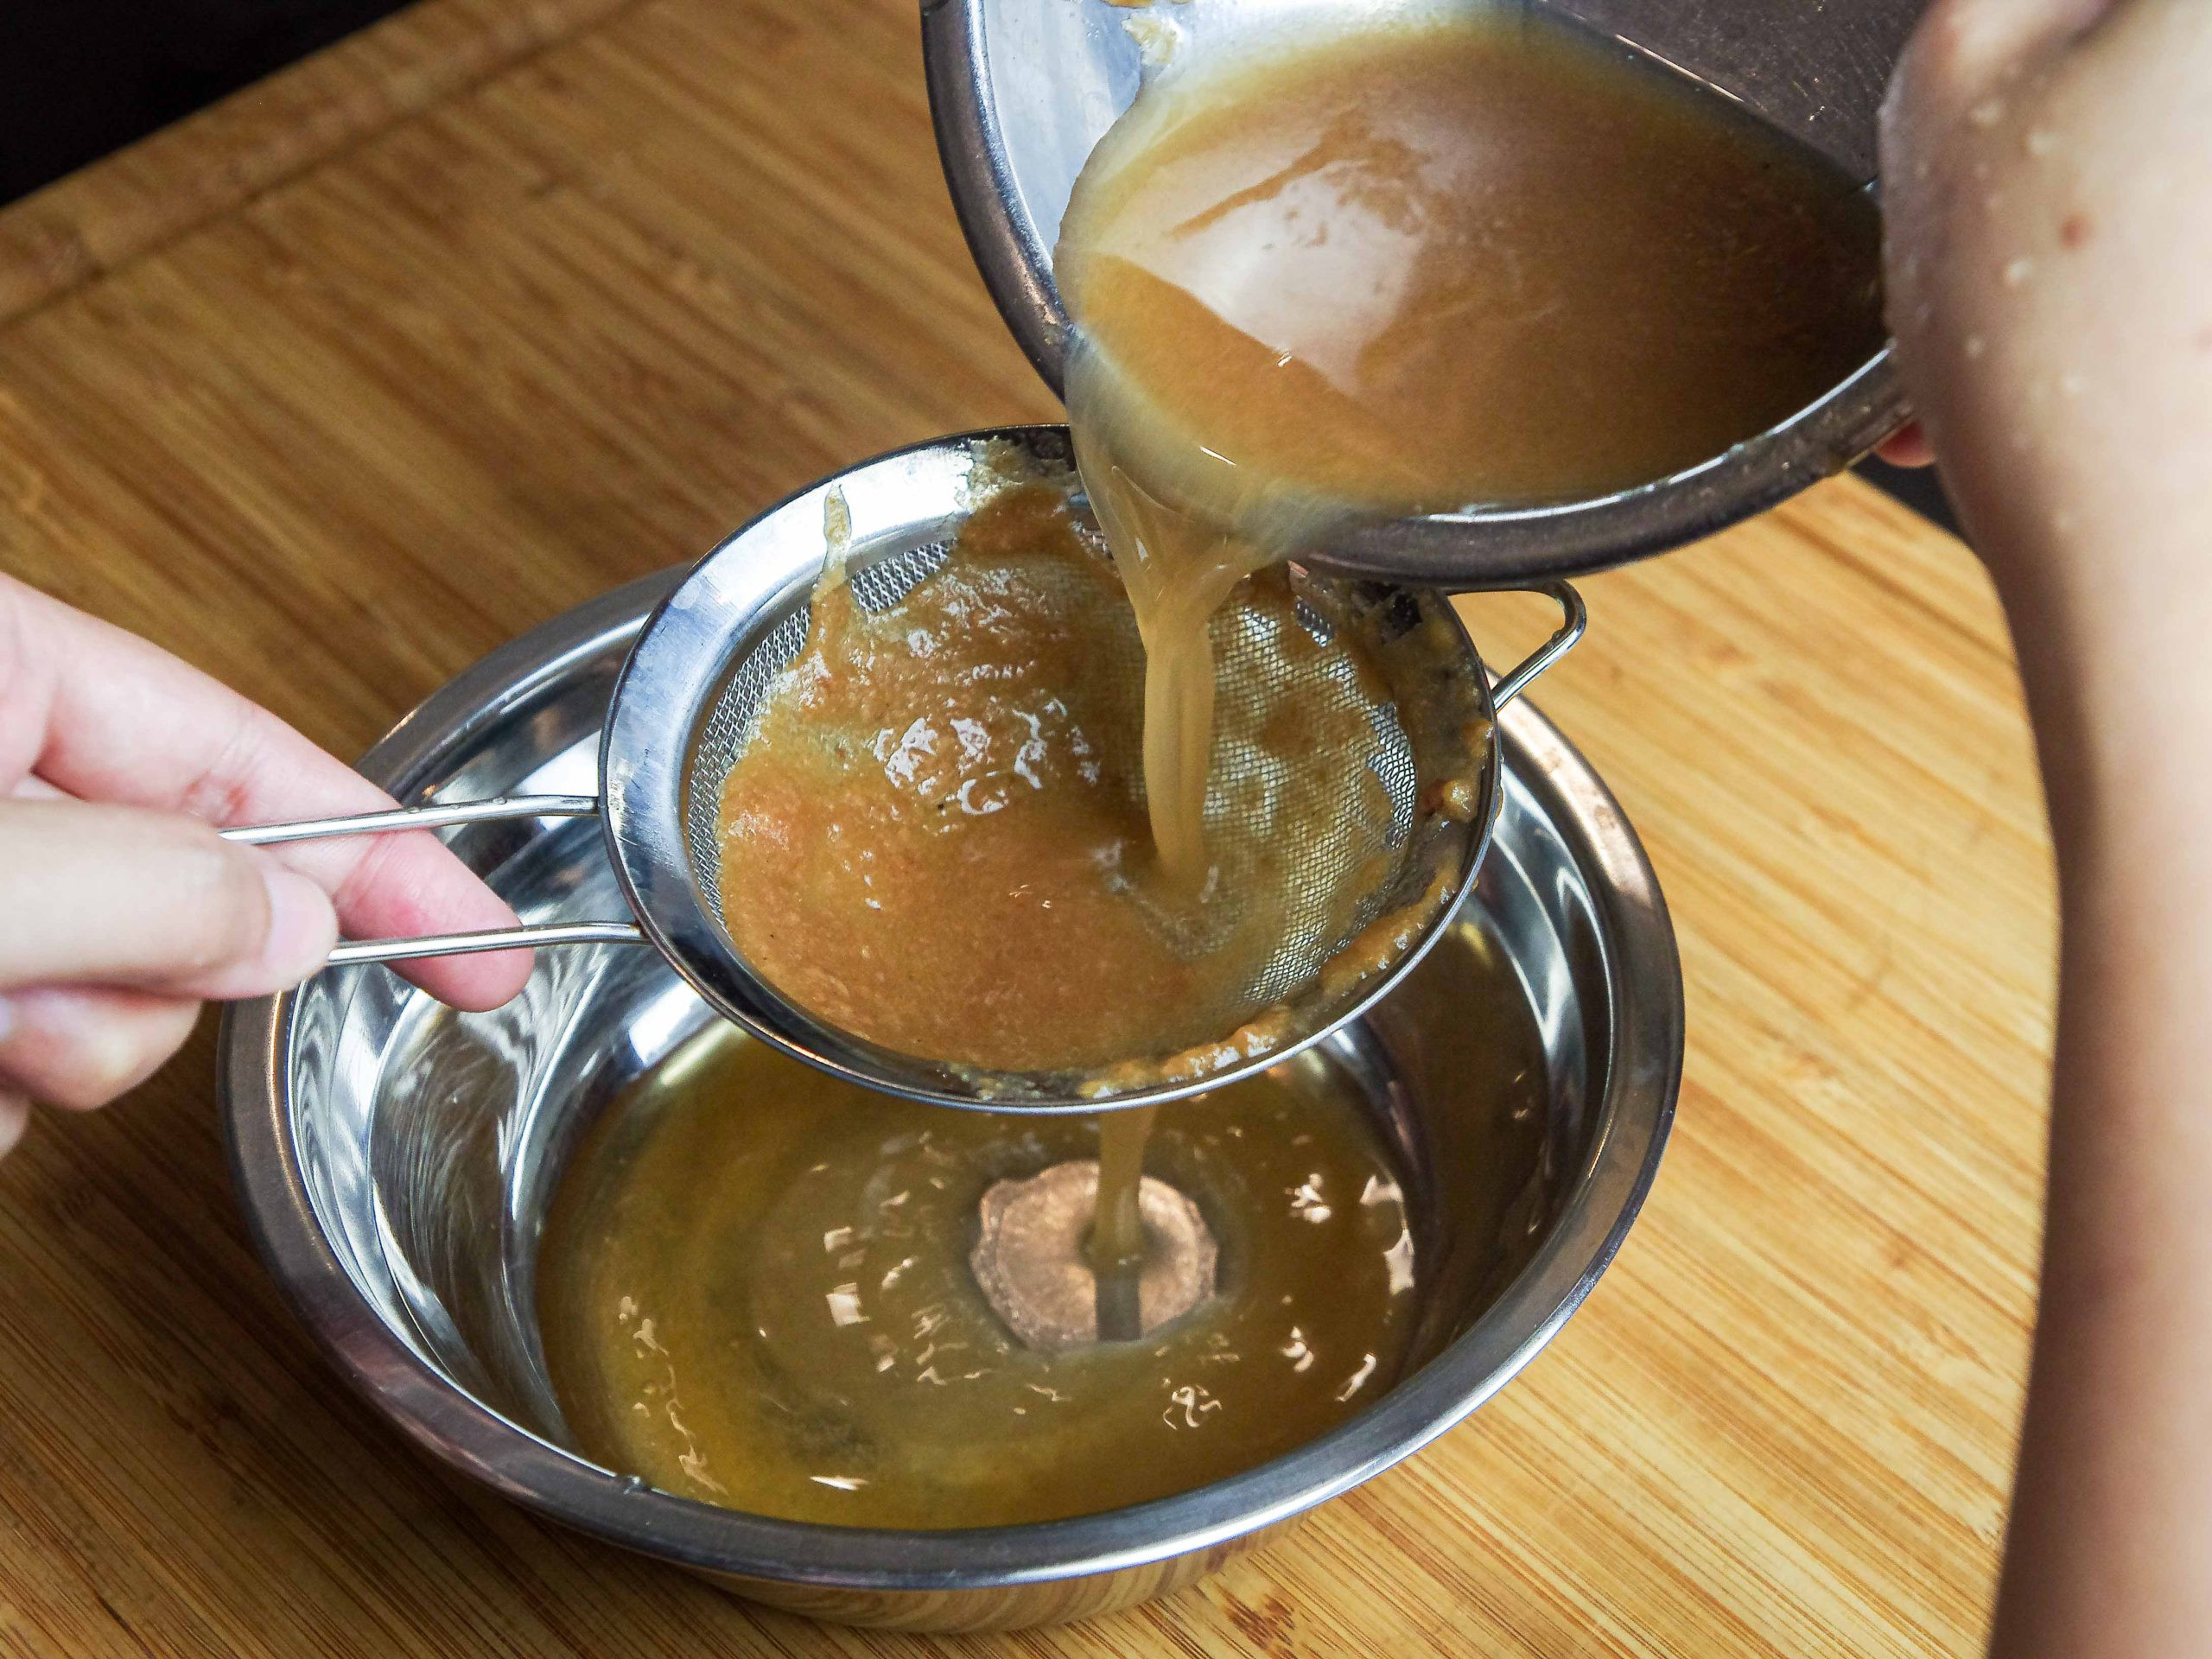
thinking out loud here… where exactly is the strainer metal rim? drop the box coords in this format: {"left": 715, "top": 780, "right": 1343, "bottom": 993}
{"left": 600, "top": 424, "right": 1512, "bottom": 1115}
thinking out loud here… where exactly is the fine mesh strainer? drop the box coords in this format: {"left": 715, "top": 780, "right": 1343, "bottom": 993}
{"left": 225, "top": 427, "right": 1582, "bottom": 1112}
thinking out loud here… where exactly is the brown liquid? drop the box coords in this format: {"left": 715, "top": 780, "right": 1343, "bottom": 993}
{"left": 714, "top": 474, "right": 1396, "bottom": 1081}
{"left": 709, "top": 9, "right": 1883, "bottom": 1082}
{"left": 536, "top": 1029, "right": 1430, "bottom": 1528}
{"left": 1058, "top": 8, "right": 1885, "bottom": 880}
{"left": 1090, "top": 1102, "right": 1159, "bottom": 1339}
{"left": 700, "top": 15, "right": 1873, "bottom": 1402}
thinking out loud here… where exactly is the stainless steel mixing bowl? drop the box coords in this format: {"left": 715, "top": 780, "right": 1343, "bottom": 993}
{"left": 219, "top": 572, "right": 1681, "bottom": 1631}
{"left": 923, "top": 0, "right": 1923, "bottom": 585}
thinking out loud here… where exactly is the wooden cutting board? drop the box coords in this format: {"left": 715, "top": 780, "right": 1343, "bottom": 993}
{"left": 0, "top": 0, "right": 2050, "bottom": 1652}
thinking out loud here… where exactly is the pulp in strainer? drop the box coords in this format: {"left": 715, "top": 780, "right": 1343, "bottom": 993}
{"left": 709, "top": 459, "right": 1484, "bottom": 1092}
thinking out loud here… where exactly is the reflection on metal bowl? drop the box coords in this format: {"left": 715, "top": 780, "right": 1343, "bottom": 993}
{"left": 219, "top": 571, "right": 1680, "bottom": 1631}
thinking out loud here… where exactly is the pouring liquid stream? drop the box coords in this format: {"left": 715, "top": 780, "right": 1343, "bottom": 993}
{"left": 527, "top": 2, "right": 1813, "bottom": 1535}
{"left": 1058, "top": 3, "right": 1885, "bottom": 887}
{"left": 1055, "top": 3, "right": 1882, "bottom": 1224}
{"left": 1091, "top": 1102, "right": 1160, "bottom": 1339}
{"left": 706, "top": 3, "right": 1882, "bottom": 1367}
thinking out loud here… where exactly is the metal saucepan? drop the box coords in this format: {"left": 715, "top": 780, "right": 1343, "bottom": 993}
{"left": 922, "top": 0, "right": 1923, "bottom": 585}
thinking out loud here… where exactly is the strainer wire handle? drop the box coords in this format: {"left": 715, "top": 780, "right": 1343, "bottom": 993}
{"left": 219, "top": 794, "right": 649, "bottom": 965}
{"left": 216, "top": 584, "right": 1583, "bottom": 967}
{"left": 1484, "top": 580, "right": 1586, "bottom": 711}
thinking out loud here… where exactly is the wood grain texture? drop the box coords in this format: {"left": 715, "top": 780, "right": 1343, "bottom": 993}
{"left": 0, "top": 0, "right": 639, "bottom": 327}
{"left": 0, "top": 0, "right": 2054, "bottom": 1652}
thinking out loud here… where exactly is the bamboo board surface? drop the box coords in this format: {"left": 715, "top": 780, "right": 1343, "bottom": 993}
{"left": 0, "top": 0, "right": 2052, "bottom": 1652}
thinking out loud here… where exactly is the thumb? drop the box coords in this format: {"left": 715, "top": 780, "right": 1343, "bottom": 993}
{"left": 0, "top": 799, "right": 336, "bottom": 998}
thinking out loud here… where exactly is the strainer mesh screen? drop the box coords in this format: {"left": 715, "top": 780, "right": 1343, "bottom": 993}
{"left": 679, "top": 521, "right": 1479, "bottom": 1084}
{"left": 684, "top": 542, "right": 951, "bottom": 926}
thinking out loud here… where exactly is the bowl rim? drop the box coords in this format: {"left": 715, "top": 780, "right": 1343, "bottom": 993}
{"left": 219, "top": 563, "right": 1681, "bottom": 1591}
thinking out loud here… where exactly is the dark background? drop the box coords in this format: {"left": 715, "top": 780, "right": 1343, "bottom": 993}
{"left": 0, "top": 0, "right": 404, "bottom": 203}
{"left": 0, "top": 0, "right": 1961, "bottom": 537}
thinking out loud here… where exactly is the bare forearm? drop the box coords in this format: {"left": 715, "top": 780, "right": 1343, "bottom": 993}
{"left": 1881, "top": 3, "right": 2212, "bottom": 1651}
{"left": 1991, "top": 592, "right": 2212, "bottom": 1655}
